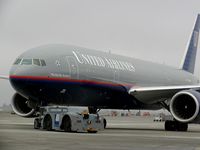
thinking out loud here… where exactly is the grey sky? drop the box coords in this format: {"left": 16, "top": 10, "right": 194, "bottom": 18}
{"left": 1, "top": 0, "right": 200, "bottom": 106}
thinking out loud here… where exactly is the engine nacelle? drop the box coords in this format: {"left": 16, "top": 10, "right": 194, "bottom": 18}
{"left": 170, "top": 90, "right": 200, "bottom": 123}
{"left": 11, "top": 93, "right": 35, "bottom": 117}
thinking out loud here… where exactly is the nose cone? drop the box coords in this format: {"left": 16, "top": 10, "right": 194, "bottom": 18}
{"left": 9, "top": 62, "right": 34, "bottom": 77}
{"left": 9, "top": 65, "right": 27, "bottom": 79}
{"left": 9, "top": 65, "right": 19, "bottom": 76}
{"left": 9, "top": 64, "right": 31, "bottom": 95}
{"left": 9, "top": 58, "right": 24, "bottom": 77}
{"left": 9, "top": 65, "right": 23, "bottom": 90}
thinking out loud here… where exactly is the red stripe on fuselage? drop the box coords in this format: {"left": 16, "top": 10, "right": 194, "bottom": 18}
{"left": 9, "top": 75, "right": 134, "bottom": 88}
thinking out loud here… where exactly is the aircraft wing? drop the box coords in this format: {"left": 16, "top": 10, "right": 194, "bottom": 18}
{"left": 129, "top": 85, "right": 200, "bottom": 104}
{"left": 0, "top": 75, "right": 9, "bottom": 80}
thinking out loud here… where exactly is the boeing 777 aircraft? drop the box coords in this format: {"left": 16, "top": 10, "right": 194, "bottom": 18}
{"left": 1, "top": 15, "right": 200, "bottom": 131}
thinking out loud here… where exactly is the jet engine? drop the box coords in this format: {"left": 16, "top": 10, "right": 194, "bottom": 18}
{"left": 11, "top": 93, "right": 35, "bottom": 117}
{"left": 170, "top": 90, "right": 200, "bottom": 123}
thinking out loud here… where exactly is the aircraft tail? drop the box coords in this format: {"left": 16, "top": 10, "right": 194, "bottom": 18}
{"left": 181, "top": 14, "right": 200, "bottom": 74}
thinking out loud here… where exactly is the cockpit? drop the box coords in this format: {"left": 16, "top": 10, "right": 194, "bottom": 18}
{"left": 13, "top": 58, "right": 46, "bottom": 66}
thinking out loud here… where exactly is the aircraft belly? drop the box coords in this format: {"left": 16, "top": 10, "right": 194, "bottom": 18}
{"left": 10, "top": 76, "right": 141, "bottom": 109}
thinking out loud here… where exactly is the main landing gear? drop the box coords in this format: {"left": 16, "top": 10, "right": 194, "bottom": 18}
{"left": 164, "top": 120, "right": 188, "bottom": 131}
{"left": 88, "top": 106, "right": 107, "bottom": 129}
{"left": 159, "top": 101, "right": 188, "bottom": 132}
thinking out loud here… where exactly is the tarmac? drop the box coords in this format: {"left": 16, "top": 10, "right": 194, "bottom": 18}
{"left": 1, "top": 112, "right": 200, "bottom": 150}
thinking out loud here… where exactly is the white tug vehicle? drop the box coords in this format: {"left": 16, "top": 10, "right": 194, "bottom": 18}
{"left": 34, "top": 106, "right": 106, "bottom": 133}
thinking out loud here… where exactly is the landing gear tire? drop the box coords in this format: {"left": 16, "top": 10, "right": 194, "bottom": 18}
{"left": 103, "top": 119, "right": 107, "bottom": 129}
{"left": 88, "top": 130, "right": 98, "bottom": 133}
{"left": 165, "top": 120, "right": 188, "bottom": 131}
{"left": 43, "top": 115, "right": 52, "bottom": 131}
{"left": 34, "top": 118, "right": 40, "bottom": 129}
{"left": 61, "top": 115, "right": 71, "bottom": 132}
{"left": 165, "top": 120, "right": 176, "bottom": 131}
{"left": 177, "top": 122, "right": 188, "bottom": 131}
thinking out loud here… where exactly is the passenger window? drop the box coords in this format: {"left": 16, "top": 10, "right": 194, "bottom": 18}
{"left": 40, "top": 60, "right": 46, "bottom": 66}
{"left": 33, "top": 59, "right": 40, "bottom": 66}
{"left": 21, "top": 59, "right": 32, "bottom": 65}
{"left": 14, "top": 59, "right": 22, "bottom": 65}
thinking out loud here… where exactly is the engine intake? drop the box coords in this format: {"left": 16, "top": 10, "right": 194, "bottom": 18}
{"left": 11, "top": 93, "right": 35, "bottom": 117}
{"left": 170, "top": 90, "right": 200, "bottom": 123}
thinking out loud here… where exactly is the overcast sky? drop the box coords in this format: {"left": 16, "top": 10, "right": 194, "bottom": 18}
{"left": 1, "top": 0, "right": 200, "bottom": 106}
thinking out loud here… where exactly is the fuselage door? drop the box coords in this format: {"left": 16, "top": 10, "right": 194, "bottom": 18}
{"left": 66, "top": 57, "right": 79, "bottom": 79}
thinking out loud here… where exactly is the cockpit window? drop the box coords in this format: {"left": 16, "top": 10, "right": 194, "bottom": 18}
{"left": 14, "top": 58, "right": 46, "bottom": 66}
{"left": 21, "top": 59, "right": 32, "bottom": 65}
{"left": 40, "top": 60, "right": 46, "bottom": 66}
{"left": 14, "top": 59, "right": 22, "bottom": 65}
{"left": 33, "top": 59, "right": 40, "bottom": 66}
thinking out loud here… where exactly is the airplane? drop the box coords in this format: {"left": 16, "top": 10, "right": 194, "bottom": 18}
{"left": 1, "top": 14, "right": 200, "bottom": 132}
